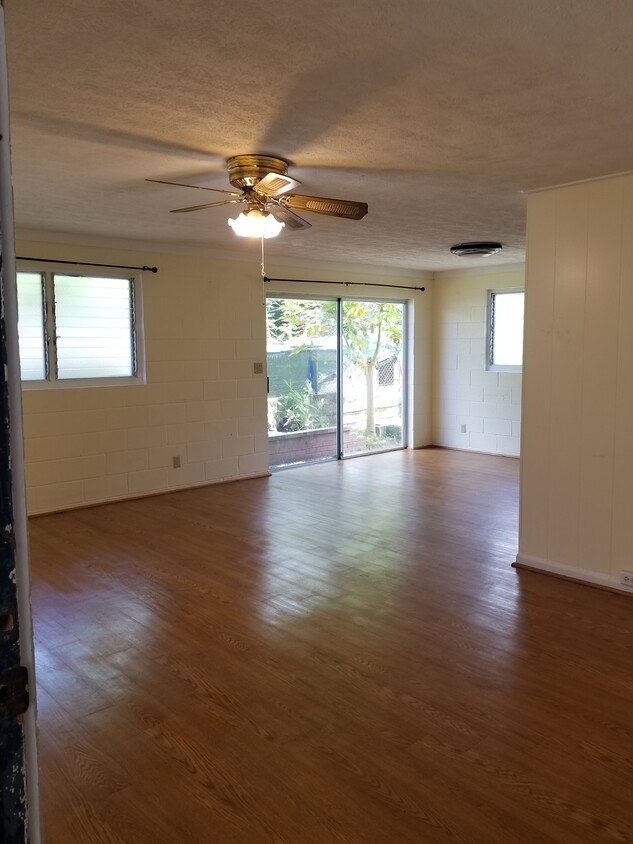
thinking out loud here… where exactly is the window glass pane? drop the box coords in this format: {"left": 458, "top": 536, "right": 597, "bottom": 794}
{"left": 266, "top": 297, "right": 338, "bottom": 468}
{"left": 54, "top": 275, "right": 134, "bottom": 379}
{"left": 492, "top": 291, "right": 524, "bottom": 367}
{"left": 16, "top": 272, "right": 46, "bottom": 380}
{"left": 342, "top": 300, "right": 405, "bottom": 456}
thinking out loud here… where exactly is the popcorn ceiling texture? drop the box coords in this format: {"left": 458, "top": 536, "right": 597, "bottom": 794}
{"left": 6, "top": 0, "right": 633, "bottom": 271}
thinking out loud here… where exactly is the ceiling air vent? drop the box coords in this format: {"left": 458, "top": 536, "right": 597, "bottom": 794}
{"left": 450, "top": 241, "right": 502, "bottom": 258}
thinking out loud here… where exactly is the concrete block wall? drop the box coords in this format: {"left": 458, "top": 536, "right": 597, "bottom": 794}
{"left": 268, "top": 427, "right": 374, "bottom": 465}
{"left": 18, "top": 240, "right": 434, "bottom": 514}
{"left": 19, "top": 241, "right": 270, "bottom": 514}
{"left": 432, "top": 265, "right": 524, "bottom": 457}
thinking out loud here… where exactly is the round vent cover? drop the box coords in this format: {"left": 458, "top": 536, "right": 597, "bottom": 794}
{"left": 450, "top": 241, "right": 502, "bottom": 257}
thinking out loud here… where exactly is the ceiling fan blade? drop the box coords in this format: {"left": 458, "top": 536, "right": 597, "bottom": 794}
{"left": 170, "top": 199, "right": 244, "bottom": 213}
{"left": 253, "top": 172, "right": 301, "bottom": 197}
{"left": 147, "top": 178, "right": 241, "bottom": 197}
{"left": 270, "top": 205, "right": 312, "bottom": 231}
{"left": 283, "top": 194, "right": 368, "bottom": 220}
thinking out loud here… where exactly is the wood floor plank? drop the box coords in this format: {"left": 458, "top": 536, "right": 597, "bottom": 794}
{"left": 28, "top": 448, "right": 633, "bottom": 842}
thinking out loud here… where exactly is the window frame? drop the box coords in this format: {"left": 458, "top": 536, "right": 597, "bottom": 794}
{"left": 17, "top": 263, "right": 146, "bottom": 390}
{"left": 486, "top": 288, "right": 524, "bottom": 373}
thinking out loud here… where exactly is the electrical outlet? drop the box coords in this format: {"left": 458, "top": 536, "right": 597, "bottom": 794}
{"left": 253, "top": 362, "right": 264, "bottom": 374}
{"left": 461, "top": 424, "right": 467, "bottom": 433}
{"left": 620, "top": 570, "right": 633, "bottom": 588}
{"left": 172, "top": 455, "right": 181, "bottom": 469}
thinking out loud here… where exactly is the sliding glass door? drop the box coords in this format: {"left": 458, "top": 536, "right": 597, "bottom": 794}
{"left": 266, "top": 296, "right": 406, "bottom": 469}
{"left": 266, "top": 298, "right": 338, "bottom": 468}
{"left": 341, "top": 301, "right": 405, "bottom": 456}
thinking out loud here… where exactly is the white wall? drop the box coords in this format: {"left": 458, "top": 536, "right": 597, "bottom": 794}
{"left": 432, "top": 266, "right": 524, "bottom": 456}
{"left": 19, "top": 239, "right": 271, "bottom": 514}
{"left": 18, "top": 239, "right": 433, "bottom": 514}
{"left": 518, "top": 173, "right": 633, "bottom": 592}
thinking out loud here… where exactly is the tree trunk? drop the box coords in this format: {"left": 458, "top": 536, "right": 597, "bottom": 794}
{"left": 365, "top": 360, "right": 376, "bottom": 436}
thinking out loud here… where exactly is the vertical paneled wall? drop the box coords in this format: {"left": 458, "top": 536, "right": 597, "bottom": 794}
{"left": 432, "top": 267, "right": 524, "bottom": 456}
{"left": 518, "top": 174, "right": 633, "bottom": 588}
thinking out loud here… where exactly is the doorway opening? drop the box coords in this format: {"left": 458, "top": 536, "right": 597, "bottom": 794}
{"left": 266, "top": 296, "right": 406, "bottom": 469}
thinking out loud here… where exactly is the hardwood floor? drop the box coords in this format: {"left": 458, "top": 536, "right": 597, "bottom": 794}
{"left": 28, "top": 448, "right": 633, "bottom": 843}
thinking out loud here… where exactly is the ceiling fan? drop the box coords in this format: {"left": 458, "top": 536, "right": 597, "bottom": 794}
{"left": 146, "top": 154, "right": 368, "bottom": 237}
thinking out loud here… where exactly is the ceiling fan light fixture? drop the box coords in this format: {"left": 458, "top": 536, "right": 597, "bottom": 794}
{"left": 450, "top": 241, "right": 503, "bottom": 258}
{"left": 228, "top": 208, "right": 284, "bottom": 239}
{"left": 154, "top": 154, "right": 367, "bottom": 234}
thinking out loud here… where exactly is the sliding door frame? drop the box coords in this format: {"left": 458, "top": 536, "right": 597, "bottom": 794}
{"left": 339, "top": 295, "right": 408, "bottom": 459}
{"left": 265, "top": 293, "right": 408, "bottom": 464}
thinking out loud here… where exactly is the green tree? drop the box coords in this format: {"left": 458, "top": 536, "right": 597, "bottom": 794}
{"left": 342, "top": 301, "right": 403, "bottom": 435}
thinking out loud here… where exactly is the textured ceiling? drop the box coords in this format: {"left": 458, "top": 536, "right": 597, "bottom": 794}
{"left": 5, "top": 0, "right": 633, "bottom": 271}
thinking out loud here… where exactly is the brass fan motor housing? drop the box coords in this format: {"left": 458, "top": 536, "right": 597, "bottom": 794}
{"left": 227, "top": 154, "right": 289, "bottom": 189}
{"left": 150, "top": 153, "right": 366, "bottom": 225}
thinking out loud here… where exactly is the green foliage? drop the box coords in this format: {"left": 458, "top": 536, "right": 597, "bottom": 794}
{"left": 266, "top": 298, "right": 403, "bottom": 373}
{"left": 266, "top": 298, "right": 336, "bottom": 342}
{"left": 341, "top": 301, "right": 402, "bottom": 373}
{"left": 266, "top": 297, "right": 404, "bottom": 438}
{"left": 273, "top": 382, "right": 334, "bottom": 432}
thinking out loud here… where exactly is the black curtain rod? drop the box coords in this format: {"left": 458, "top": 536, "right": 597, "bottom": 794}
{"left": 263, "top": 276, "right": 425, "bottom": 292}
{"left": 17, "top": 257, "right": 158, "bottom": 273}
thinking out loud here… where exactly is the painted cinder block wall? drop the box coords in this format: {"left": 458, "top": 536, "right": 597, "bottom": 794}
{"left": 18, "top": 239, "right": 433, "bottom": 514}
{"left": 432, "top": 265, "right": 525, "bottom": 456}
{"left": 19, "top": 241, "right": 271, "bottom": 514}
{"left": 518, "top": 173, "right": 633, "bottom": 590}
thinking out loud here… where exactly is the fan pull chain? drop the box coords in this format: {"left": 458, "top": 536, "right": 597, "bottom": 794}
{"left": 260, "top": 235, "right": 267, "bottom": 279}
{"left": 260, "top": 236, "right": 267, "bottom": 304}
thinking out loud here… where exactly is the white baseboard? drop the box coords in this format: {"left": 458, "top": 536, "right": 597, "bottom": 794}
{"left": 436, "top": 444, "right": 520, "bottom": 459}
{"left": 514, "top": 553, "right": 633, "bottom": 596}
{"left": 28, "top": 471, "right": 271, "bottom": 517}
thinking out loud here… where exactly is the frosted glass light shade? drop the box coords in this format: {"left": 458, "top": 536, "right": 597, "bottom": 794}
{"left": 228, "top": 209, "right": 284, "bottom": 238}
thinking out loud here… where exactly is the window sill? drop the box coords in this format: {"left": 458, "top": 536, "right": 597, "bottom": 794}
{"left": 21, "top": 375, "right": 146, "bottom": 391}
{"left": 487, "top": 365, "right": 522, "bottom": 374}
